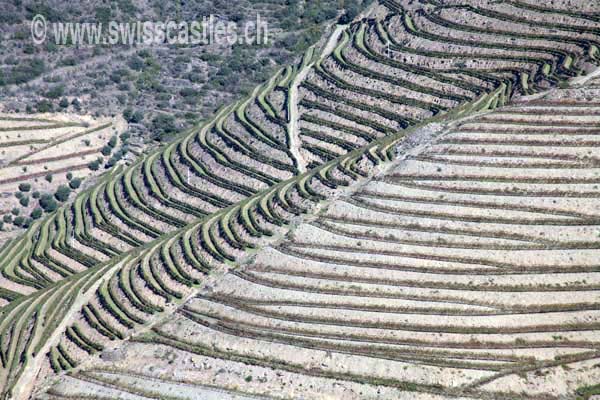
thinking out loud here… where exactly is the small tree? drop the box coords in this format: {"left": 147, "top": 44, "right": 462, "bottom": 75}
{"left": 13, "top": 216, "right": 24, "bottom": 227}
{"left": 18, "top": 182, "right": 31, "bottom": 192}
{"left": 151, "top": 113, "right": 177, "bottom": 141}
{"left": 39, "top": 194, "right": 58, "bottom": 212}
{"left": 45, "top": 173, "right": 53, "bottom": 183}
{"left": 108, "top": 136, "right": 118, "bottom": 148}
{"left": 32, "top": 191, "right": 40, "bottom": 199}
{"left": 71, "top": 98, "right": 81, "bottom": 111}
{"left": 54, "top": 185, "right": 71, "bottom": 202}
{"left": 88, "top": 159, "right": 101, "bottom": 171}
{"left": 66, "top": 172, "right": 73, "bottom": 180}
{"left": 69, "top": 177, "right": 82, "bottom": 189}
{"left": 19, "top": 196, "right": 29, "bottom": 207}
{"left": 11, "top": 208, "right": 19, "bottom": 216}
{"left": 44, "top": 84, "right": 64, "bottom": 99}
{"left": 31, "top": 207, "right": 43, "bottom": 220}
{"left": 123, "top": 107, "right": 144, "bottom": 124}
{"left": 36, "top": 100, "right": 53, "bottom": 113}
{"left": 59, "top": 97, "right": 69, "bottom": 108}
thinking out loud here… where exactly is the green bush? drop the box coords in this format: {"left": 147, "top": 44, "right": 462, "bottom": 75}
{"left": 69, "top": 177, "right": 82, "bottom": 189}
{"left": 66, "top": 172, "right": 73, "bottom": 180}
{"left": 5, "top": 58, "right": 45, "bottom": 85}
{"left": 71, "top": 98, "right": 81, "bottom": 111}
{"left": 54, "top": 185, "right": 71, "bottom": 202}
{"left": 3, "top": 215, "right": 12, "bottom": 223}
{"left": 39, "top": 194, "right": 58, "bottom": 212}
{"left": 151, "top": 113, "right": 177, "bottom": 141}
{"left": 36, "top": 100, "right": 53, "bottom": 113}
{"left": 11, "top": 208, "right": 20, "bottom": 216}
{"left": 45, "top": 173, "right": 53, "bottom": 183}
{"left": 31, "top": 207, "right": 43, "bottom": 220}
{"left": 88, "top": 159, "right": 101, "bottom": 171}
{"left": 59, "top": 98, "right": 69, "bottom": 108}
{"left": 13, "top": 216, "right": 24, "bottom": 227}
{"left": 179, "top": 87, "right": 199, "bottom": 98}
{"left": 18, "top": 182, "right": 31, "bottom": 192}
{"left": 32, "top": 191, "right": 40, "bottom": 199}
{"left": 108, "top": 136, "right": 118, "bottom": 148}
{"left": 44, "top": 84, "right": 65, "bottom": 99}
{"left": 101, "top": 145, "right": 112, "bottom": 156}
{"left": 19, "top": 196, "right": 29, "bottom": 207}
{"left": 128, "top": 55, "right": 145, "bottom": 71}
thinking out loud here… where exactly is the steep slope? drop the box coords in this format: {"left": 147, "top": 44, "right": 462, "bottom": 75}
{"left": 0, "top": 0, "right": 599, "bottom": 398}
{"left": 0, "top": 0, "right": 596, "bottom": 309}
{"left": 39, "top": 82, "right": 600, "bottom": 400}
{"left": 0, "top": 83, "right": 505, "bottom": 400}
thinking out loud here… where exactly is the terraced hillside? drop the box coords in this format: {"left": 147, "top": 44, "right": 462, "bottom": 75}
{"left": 0, "top": 80, "right": 505, "bottom": 400}
{"left": 0, "top": 114, "right": 122, "bottom": 247}
{"left": 1, "top": 0, "right": 597, "bottom": 307}
{"left": 38, "top": 82, "right": 600, "bottom": 400}
{"left": 0, "top": 65, "right": 298, "bottom": 301}
{"left": 293, "top": 0, "right": 600, "bottom": 168}
{"left": 0, "top": 0, "right": 599, "bottom": 398}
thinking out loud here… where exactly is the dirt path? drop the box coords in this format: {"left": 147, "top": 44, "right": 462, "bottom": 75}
{"left": 287, "top": 24, "right": 346, "bottom": 173}
{"left": 11, "top": 257, "right": 131, "bottom": 400}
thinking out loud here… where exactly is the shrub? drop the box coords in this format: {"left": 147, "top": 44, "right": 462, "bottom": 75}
{"left": 13, "top": 216, "right": 24, "bottom": 227}
{"left": 151, "top": 113, "right": 177, "bottom": 141}
{"left": 108, "top": 136, "right": 118, "bottom": 148}
{"left": 101, "top": 145, "right": 112, "bottom": 156}
{"left": 69, "top": 177, "right": 82, "bottom": 189}
{"left": 3, "top": 215, "right": 12, "bottom": 223}
{"left": 15, "top": 192, "right": 23, "bottom": 199}
{"left": 18, "top": 183, "right": 31, "bottom": 192}
{"left": 39, "top": 194, "right": 58, "bottom": 212}
{"left": 44, "top": 84, "right": 64, "bottom": 99}
{"left": 19, "top": 196, "right": 29, "bottom": 207}
{"left": 11, "top": 208, "right": 20, "bottom": 216}
{"left": 36, "top": 100, "right": 53, "bottom": 113}
{"left": 123, "top": 108, "right": 143, "bottom": 123}
{"left": 0, "top": 221, "right": 3, "bottom": 231}
{"left": 71, "top": 98, "right": 81, "bottom": 111}
{"left": 59, "top": 97, "right": 69, "bottom": 108}
{"left": 128, "top": 55, "right": 145, "bottom": 71}
{"left": 88, "top": 159, "right": 101, "bottom": 171}
{"left": 45, "top": 173, "right": 53, "bottom": 182}
{"left": 66, "top": 172, "right": 73, "bottom": 180}
{"left": 6, "top": 58, "right": 45, "bottom": 85}
{"left": 179, "top": 87, "right": 198, "bottom": 98}
{"left": 54, "top": 185, "right": 71, "bottom": 202}
{"left": 32, "top": 191, "right": 40, "bottom": 199}
{"left": 31, "top": 207, "right": 43, "bottom": 220}
{"left": 60, "top": 57, "right": 77, "bottom": 66}
{"left": 95, "top": 5, "right": 111, "bottom": 22}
